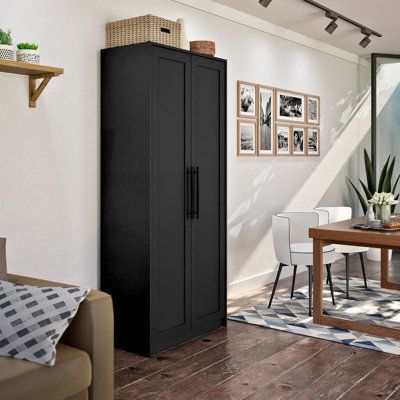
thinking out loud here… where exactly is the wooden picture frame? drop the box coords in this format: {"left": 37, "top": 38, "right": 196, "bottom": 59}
{"left": 257, "top": 85, "right": 275, "bottom": 156}
{"left": 292, "top": 125, "right": 306, "bottom": 156}
{"left": 237, "top": 81, "right": 258, "bottom": 118}
{"left": 237, "top": 119, "right": 257, "bottom": 156}
{"left": 307, "top": 94, "right": 320, "bottom": 125}
{"left": 276, "top": 89, "right": 306, "bottom": 124}
{"left": 306, "top": 126, "right": 320, "bottom": 156}
{"left": 275, "top": 123, "right": 292, "bottom": 156}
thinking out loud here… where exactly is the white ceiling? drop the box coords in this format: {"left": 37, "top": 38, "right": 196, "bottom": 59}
{"left": 213, "top": 0, "right": 400, "bottom": 57}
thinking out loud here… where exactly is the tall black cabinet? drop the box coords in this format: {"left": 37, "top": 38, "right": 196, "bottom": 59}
{"left": 101, "top": 42, "right": 227, "bottom": 356}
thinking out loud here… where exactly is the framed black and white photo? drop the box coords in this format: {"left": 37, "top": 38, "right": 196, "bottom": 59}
{"left": 237, "top": 81, "right": 257, "bottom": 118}
{"left": 307, "top": 127, "right": 320, "bottom": 156}
{"left": 258, "top": 85, "right": 275, "bottom": 156}
{"left": 275, "top": 124, "right": 292, "bottom": 156}
{"left": 276, "top": 89, "right": 306, "bottom": 124}
{"left": 307, "top": 95, "right": 320, "bottom": 125}
{"left": 292, "top": 126, "right": 306, "bottom": 156}
{"left": 237, "top": 119, "right": 257, "bottom": 156}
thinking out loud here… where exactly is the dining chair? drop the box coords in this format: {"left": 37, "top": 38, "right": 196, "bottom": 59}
{"left": 314, "top": 207, "right": 369, "bottom": 298}
{"left": 270, "top": 212, "right": 338, "bottom": 316}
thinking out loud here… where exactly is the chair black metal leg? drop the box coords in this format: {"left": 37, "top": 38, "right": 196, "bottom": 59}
{"left": 291, "top": 265, "right": 297, "bottom": 299}
{"left": 268, "top": 263, "right": 284, "bottom": 308}
{"left": 326, "top": 264, "right": 335, "bottom": 306}
{"left": 307, "top": 265, "right": 312, "bottom": 317}
{"left": 345, "top": 253, "right": 350, "bottom": 299}
{"left": 359, "top": 252, "right": 368, "bottom": 290}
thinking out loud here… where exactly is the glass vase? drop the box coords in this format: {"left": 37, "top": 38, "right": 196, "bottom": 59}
{"left": 377, "top": 204, "right": 392, "bottom": 224}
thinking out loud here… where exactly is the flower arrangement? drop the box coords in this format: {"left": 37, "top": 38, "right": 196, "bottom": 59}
{"left": 368, "top": 192, "right": 399, "bottom": 206}
{"left": 347, "top": 149, "right": 400, "bottom": 214}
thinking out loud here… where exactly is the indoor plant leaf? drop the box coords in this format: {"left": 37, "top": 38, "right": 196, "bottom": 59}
{"left": 347, "top": 177, "right": 368, "bottom": 214}
{"left": 382, "top": 156, "right": 395, "bottom": 193}
{"left": 363, "top": 148, "right": 376, "bottom": 194}
{"left": 377, "top": 155, "right": 391, "bottom": 192}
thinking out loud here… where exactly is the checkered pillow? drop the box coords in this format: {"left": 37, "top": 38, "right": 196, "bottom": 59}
{"left": 0, "top": 280, "right": 90, "bottom": 366}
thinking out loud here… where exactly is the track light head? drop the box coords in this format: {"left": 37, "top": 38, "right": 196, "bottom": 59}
{"left": 259, "top": 0, "right": 273, "bottom": 8}
{"left": 359, "top": 35, "right": 371, "bottom": 48}
{"left": 324, "top": 11, "right": 338, "bottom": 34}
{"left": 325, "top": 20, "right": 338, "bottom": 34}
{"left": 359, "top": 28, "right": 372, "bottom": 48}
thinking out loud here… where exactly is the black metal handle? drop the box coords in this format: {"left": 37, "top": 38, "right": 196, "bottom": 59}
{"left": 194, "top": 167, "right": 199, "bottom": 219}
{"left": 186, "top": 167, "right": 193, "bottom": 219}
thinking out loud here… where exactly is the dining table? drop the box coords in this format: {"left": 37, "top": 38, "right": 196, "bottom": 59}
{"left": 309, "top": 216, "right": 400, "bottom": 340}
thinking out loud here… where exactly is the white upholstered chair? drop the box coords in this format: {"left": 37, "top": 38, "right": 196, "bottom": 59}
{"left": 314, "top": 207, "right": 369, "bottom": 298}
{"left": 271, "top": 212, "right": 338, "bottom": 316}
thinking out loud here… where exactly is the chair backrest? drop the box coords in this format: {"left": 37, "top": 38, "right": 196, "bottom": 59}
{"left": 272, "top": 212, "right": 320, "bottom": 265}
{"left": 314, "top": 207, "right": 352, "bottom": 224}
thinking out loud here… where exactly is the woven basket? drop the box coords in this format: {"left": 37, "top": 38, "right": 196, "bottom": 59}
{"left": 106, "top": 14, "right": 181, "bottom": 48}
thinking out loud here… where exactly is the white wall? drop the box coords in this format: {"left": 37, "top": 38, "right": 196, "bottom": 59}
{"left": 0, "top": 0, "right": 368, "bottom": 294}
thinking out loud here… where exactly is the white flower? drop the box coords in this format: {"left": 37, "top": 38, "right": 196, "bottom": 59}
{"left": 368, "top": 192, "right": 399, "bottom": 205}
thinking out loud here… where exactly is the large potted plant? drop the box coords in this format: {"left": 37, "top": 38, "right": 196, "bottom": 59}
{"left": 347, "top": 148, "right": 400, "bottom": 260}
{"left": 0, "top": 29, "right": 14, "bottom": 61}
{"left": 16, "top": 42, "right": 40, "bottom": 64}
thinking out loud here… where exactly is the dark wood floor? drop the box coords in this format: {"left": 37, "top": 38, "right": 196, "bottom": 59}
{"left": 114, "top": 255, "right": 400, "bottom": 399}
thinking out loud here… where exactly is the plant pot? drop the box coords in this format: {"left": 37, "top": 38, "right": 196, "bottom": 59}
{"left": 367, "top": 248, "right": 392, "bottom": 262}
{"left": 0, "top": 44, "right": 14, "bottom": 61}
{"left": 16, "top": 49, "right": 40, "bottom": 64}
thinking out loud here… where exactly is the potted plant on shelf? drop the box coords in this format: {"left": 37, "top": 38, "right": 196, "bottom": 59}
{"left": 0, "top": 29, "right": 14, "bottom": 61}
{"left": 16, "top": 42, "right": 40, "bottom": 64}
{"left": 347, "top": 148, "right": 400, "bottom": 261}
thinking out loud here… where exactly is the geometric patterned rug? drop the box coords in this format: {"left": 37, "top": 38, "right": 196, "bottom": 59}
{"left": 229, "top": 276, "right": 400, "bottom": 355}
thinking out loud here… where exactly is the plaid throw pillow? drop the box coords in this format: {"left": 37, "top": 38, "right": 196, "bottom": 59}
{"left": 0, "top": 280, "right": 90, "bottom": 366}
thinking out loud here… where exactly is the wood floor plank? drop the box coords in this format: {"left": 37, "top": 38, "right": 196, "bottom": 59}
{"left": 114, "top": 327, "right": 301, "bottom": 399}
{"left": 246, "top": 341, "right": 359, "bottom": 400}
{"left": 341, "top": 355, "right": 400, "bottom": 400}
{"left": 114, "top": 322, "right": 250, "bottom": 390}
{"left": 168, "top": 337, "right": 330, "bottom": 400}
{"left": 114, "top": 254, "right": 400, "bottom": 399}
{"left": 293, "top": 348, "right": 389, "bottom": 400}
{"left": 114, "top": 349, "right": 147, "bottom": 371}
{"left": 155, "top": 330, "right": 303, "bottom": 400}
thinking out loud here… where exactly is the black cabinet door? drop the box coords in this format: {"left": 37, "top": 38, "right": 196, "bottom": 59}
{"left": 150, "top": 47, "right": 192, "bottom": 352}
{"left": 191, "top": 56, "right": 227, "bottom": 329}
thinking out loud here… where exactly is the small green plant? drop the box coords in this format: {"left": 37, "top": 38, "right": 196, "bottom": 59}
{"left": 0, "top": 29, "right": 12, "bottom": 46}
{"left": 17, "top": 43, "right": 38, "bottom": 50}
{"left": 347, "top": 148, "right": 400, "bottom": 214}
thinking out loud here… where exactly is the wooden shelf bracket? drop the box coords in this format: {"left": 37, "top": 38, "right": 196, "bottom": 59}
{"left": 29, "top": 73, "right": 54, "bottom": 108}
{"left": 0, "top": 60, "right": 64, "bottom": 108}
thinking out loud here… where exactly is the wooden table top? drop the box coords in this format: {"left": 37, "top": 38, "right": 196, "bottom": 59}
{"left": 309, "top": 217, "right": 400, "bottom": 249}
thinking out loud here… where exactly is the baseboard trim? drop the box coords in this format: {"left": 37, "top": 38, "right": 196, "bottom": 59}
{"left": 228, "top": 265, "right": 307, "bottom": 299}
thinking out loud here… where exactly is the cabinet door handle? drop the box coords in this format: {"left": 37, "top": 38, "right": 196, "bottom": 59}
{"left": 194, "top": 167, "right": 199, "bottom": 219}
{"left": 186, "top": 167, "right": 193, "bottom": 219}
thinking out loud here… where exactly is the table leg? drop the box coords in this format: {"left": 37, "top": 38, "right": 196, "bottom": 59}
{"left": 313, "top": 238, "right": 324, "bottom": 324}
{"left": 381, "top": 248, "right": 389, "bottom": 289}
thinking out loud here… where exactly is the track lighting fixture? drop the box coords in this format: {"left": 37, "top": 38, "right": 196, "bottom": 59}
{"left": 324, "top": 11, "right": 338, "bottom": 35}
{"left": 301, "top": 0, "right": 382, "bottom": 47}
{"left": 259, "top": 0, "right": 273, "bottom": 8}
{"left": 359, "top": 28, "right": 372, "bottom": 48}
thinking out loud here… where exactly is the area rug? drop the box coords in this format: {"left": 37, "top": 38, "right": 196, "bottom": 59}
{"left": 229, "top": 276, "right": 400, "bottom": 355}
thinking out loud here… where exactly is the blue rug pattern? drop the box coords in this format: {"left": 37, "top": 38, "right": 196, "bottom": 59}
{"left": 229, "top": 276, "right": 400, "bottom": 355}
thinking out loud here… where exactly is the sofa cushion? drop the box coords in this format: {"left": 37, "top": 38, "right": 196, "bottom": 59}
{"left": 0, "top": 343, "right": 91, "bottom": 400}
{"left": 0, "top": 238, "right": 7, "bottom": 280}
{"left": 0, "top": 280, "right": 90, "bottom": 366}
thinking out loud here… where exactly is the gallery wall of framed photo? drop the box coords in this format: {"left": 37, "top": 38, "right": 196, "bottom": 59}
{"left": 237, "top": 81, "right": 320, "bottom": 157}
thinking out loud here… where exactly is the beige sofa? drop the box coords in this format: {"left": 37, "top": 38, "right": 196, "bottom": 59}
{"left": 0, "top": 274, "right": 114, "bottom": 400}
